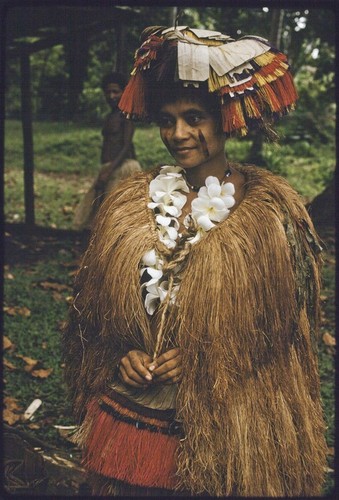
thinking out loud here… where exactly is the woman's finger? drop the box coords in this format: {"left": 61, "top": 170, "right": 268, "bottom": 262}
{"left": 154, "top": 366, "right": 182, "bottom": 384}
{"left": 120, "top": 354, "right": 152, "bottom": 383}
{"left": 152, "top": 354, "right": 182, "bottom": 377}
{"left": 119, "top": 364, "right": 149, "bottom": 388}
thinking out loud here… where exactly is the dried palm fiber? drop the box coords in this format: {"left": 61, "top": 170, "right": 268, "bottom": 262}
{"left": 118, "top": 26, "right": 298, "bottom": 136}
{"left": 62, "top": 164, "right": 326, "bottom": 496}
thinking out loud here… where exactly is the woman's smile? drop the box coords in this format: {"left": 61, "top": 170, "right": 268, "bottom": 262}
{"left": 158, "top": 99, "right": 227, "bottom": 175}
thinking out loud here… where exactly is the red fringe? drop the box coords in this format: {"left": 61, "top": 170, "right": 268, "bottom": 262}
{"left": 270, "top": 71, "right": 298, "bottom": 108}
{"left": 135, "top": 35, "right": 163, "bottom": 70}
{"left": 257, "top": 82, "right": 283, "bottom": 112}
{"left": 219, "top": 79, "right": 255, "bottom": 96}
{"left": 221, "top": 99, "right": 247, "bottom": 134}
{"left": 118, "top": 71, "right": 147, "bottom": 118}
{"left": 82, "top": 399, "right": 179, "bottom": 490}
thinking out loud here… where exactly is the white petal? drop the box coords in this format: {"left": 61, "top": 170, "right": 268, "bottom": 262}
{"left": 141, "top": 249, "right": 157, "bottom": 266}
{"left": 207, "top": 183, "right": 221, "bottom": 198}
{"left": 171, "top": 192, "right": 187, "bottom": 209}
{"left": 166, "top": 226, "right": 178, "bottom": 240}
{"left": 148, "top": 201, "right": 160, "bottom": 210}
{"left": 205, "top": 176, "right": 219, "bottom": 186}
{"left": 211, "top": 208, "right": 229, "bottom": 222}
{"left": 197, "top": 215, "right": 215, "bottom": 231}
{"left": 221, "top": 182, "right": 235, "bottom": 196}
{"left": 145, "top": 292, "right": 158, "bottom": 315}
{"left": 191, "top": 197, "right": 210, "bottom": 211}
{"left": 164, "top": 205, "right": 180, "bottom": 216}
{"left": 210, "top": 197, "right": 225, "bottom": 210}
{"left": 188, "top": 231, "right": 202, "bottom": 244}
{"left": 198, "top": 186, "right": 209, "bottom": 198}
{"left": 160, "top": 165, "right": 184, "bottom": 176}
{"left": 147, "top": 267, "right": 163, "bottom": 280}
{"left": 156, "top": 215, "right": 171, "bottom": 226}
{"left": 221, "top": 195, "right": 235, "bottom": 208}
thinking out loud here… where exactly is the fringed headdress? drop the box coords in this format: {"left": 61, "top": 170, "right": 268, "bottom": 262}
{"left": 119, "top": 25, "right": 298, "bottom": 137}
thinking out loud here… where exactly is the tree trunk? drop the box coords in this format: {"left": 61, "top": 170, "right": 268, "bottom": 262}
{"left": 64, "top": 13, "right": 90, "bottom": 120}
{"left": 269, "top": 9, "right": 284, "bottom": 49}
{"left": 20, "top": 47, "right": 35, "bottom": 228}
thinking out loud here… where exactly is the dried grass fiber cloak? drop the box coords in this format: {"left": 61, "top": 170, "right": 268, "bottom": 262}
{"left": 63, "top": 163, "right": 327, "bottom": 496}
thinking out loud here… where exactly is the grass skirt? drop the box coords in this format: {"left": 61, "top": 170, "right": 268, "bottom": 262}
{"left": 74, "top": 390, "right": 182, "bottom": 491}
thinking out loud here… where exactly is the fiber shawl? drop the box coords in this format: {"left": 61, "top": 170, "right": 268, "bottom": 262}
{"left": 63, "top": 164, "right": 327, "bottom": 497}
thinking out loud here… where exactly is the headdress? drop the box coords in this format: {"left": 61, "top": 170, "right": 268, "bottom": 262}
{"left": 119, "top": 26, "right": 298, "bottom": 137}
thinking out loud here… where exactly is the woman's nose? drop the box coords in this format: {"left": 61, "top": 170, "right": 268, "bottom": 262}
{"left": 172, "top": 120, "right": 190, "bottom": 140}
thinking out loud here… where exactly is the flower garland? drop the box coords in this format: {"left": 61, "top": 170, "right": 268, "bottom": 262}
{"left": 140, "top": 165, "right": 235, "bottom": 315}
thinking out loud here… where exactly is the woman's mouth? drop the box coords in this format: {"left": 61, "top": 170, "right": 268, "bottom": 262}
{"left": 174, "top": 147, "right": 196, "bottom": 154}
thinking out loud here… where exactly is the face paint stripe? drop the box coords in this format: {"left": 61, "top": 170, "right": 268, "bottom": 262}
{"left": 198, "top": 129, "right": 210, "bottom": 158}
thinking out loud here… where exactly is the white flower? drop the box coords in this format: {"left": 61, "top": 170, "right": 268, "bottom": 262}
{"left": 158, "top": 224, "right": 178, "bottom": 249}
{"left": 149, "top": 178, "right": 188, "bottom": 206}
{"left": 141, "top": 249, "right": 159, "bottom": 267}
{"left": 191, "top": 175, "right": 235, "bottom": 231}
{"left": 144, "top": 281, "right": 169, "bottom": 315}
{"left": 192, "top": 196, "right": 229, "bottom": 224}
{"left": 157, "top": 165, "right": 186, "bottom": 179}
{"left": 155, "top": 215, "right": 180, "bottom": 230}
{"left": 140, "top": 266, "right": 163, "bottom": 286}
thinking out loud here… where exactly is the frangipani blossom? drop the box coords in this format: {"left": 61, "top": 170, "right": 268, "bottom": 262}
{"left": 141, "top": 249, "right": 159, "bottom": 267}
{"left": 141, "top": 165, "right": 236, "bottom": 315}
{"left": 158, "top": 224, "right": 178, "bottom": 249}
{"left": 155, "top": 215, "right": 180, "bottom": 230}
{"left": 191, "top": 175, "right": 235, "bottom": 229}
{"left": 144, "top": 281, "right": 169, "bottom": 315}
{"left": 140, "top": 266, "right": 163, "bottom": 286}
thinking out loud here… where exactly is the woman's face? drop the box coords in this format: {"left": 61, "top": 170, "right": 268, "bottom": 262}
{"left": 157, "top": 99, "right": 226, "bottom": 170}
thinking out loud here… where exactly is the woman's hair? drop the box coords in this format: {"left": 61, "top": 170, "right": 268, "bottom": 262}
{"left": 146, "top": 41, "right": 222, "bottom": 131}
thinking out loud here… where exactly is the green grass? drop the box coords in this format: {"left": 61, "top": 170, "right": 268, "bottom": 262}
{"left": 4, "top": 234, "right": 81, "bottom": 445}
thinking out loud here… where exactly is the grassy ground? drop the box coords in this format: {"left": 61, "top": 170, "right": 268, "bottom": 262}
{"left": 3, "top": 119, "right": 335, "bottom": 494}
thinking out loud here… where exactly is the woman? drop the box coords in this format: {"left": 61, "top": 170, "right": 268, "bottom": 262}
{"left": 63, "top": 26, "right": 327, "bottom": 496}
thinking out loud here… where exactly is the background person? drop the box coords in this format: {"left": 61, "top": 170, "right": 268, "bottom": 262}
{"left": 73, "top": 72, "right": 141, "bottom": 230}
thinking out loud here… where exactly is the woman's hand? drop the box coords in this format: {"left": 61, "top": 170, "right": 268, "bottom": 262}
{"left": 148, "top": 348, "right": 182, "bottom": 385}
{"left": 118, "top": 350, "right": 154, "bottom": 388}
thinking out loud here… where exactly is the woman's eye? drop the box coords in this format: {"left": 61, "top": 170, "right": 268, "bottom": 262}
{"left": 157, "top": 116, "right": 173, "bottom": 127}
{"left": 186, "top": 114, "right": 203, "bottom": 125}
